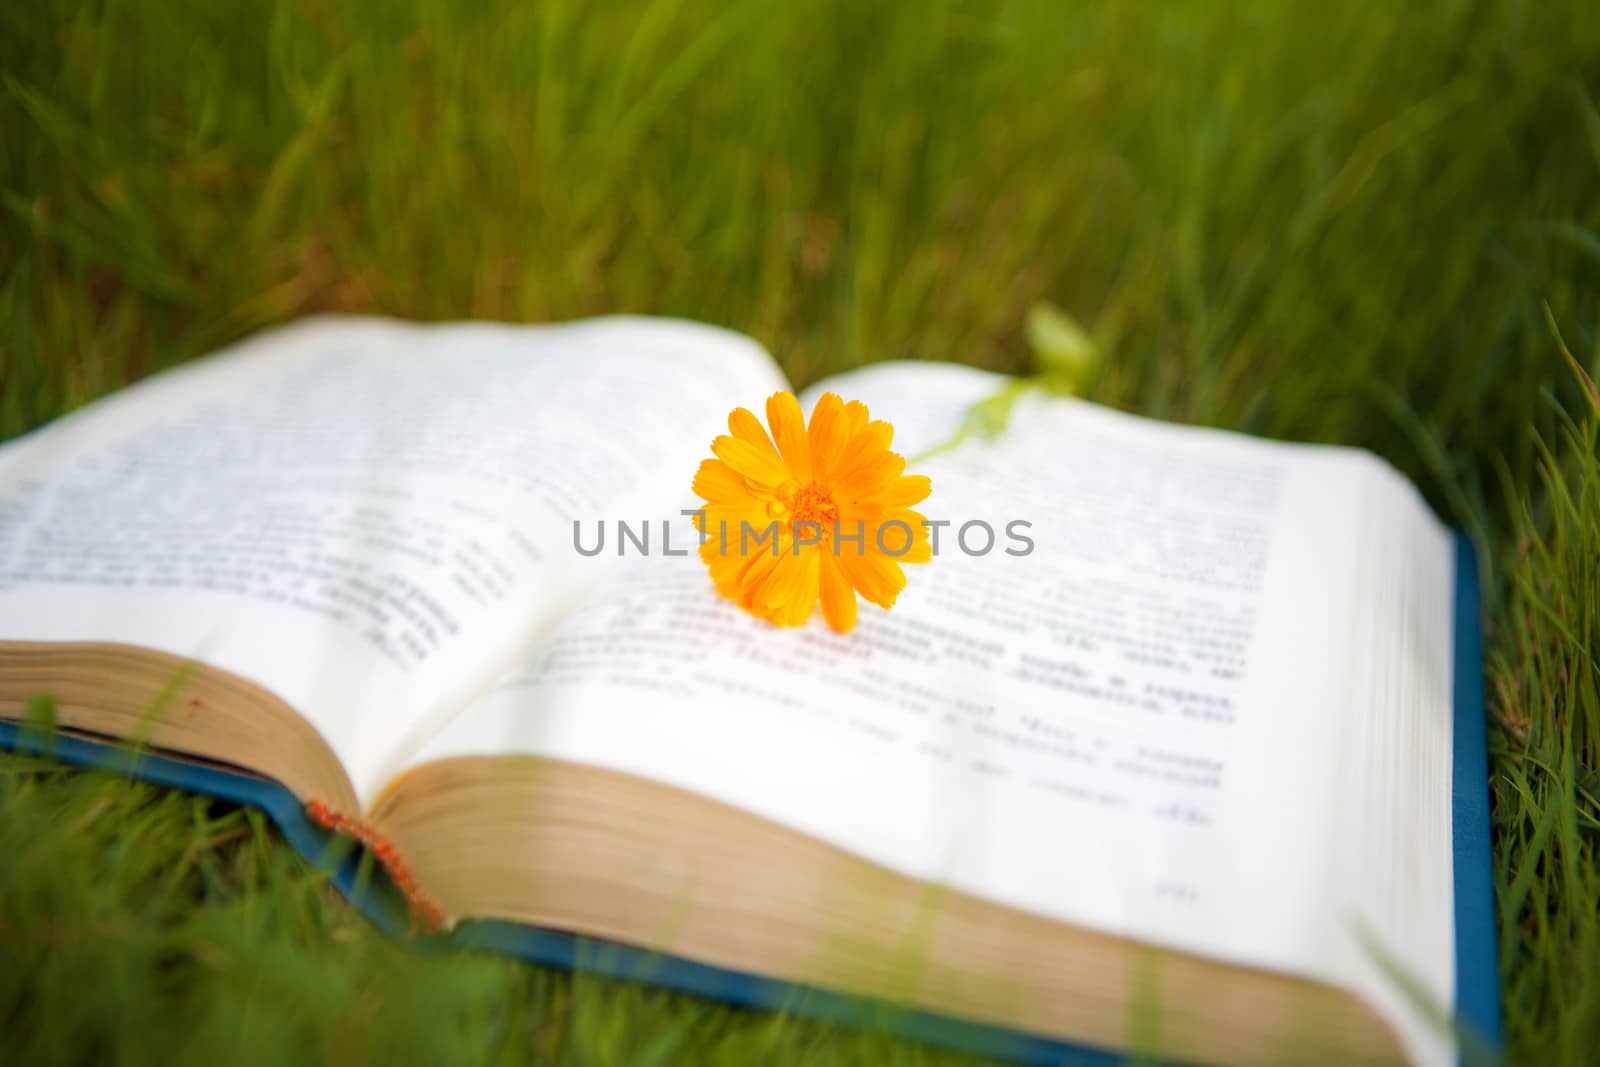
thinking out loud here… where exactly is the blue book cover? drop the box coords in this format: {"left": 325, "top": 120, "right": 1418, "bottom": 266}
{"left": 1, "top": 532, "right": 1501, "bottom": 1065}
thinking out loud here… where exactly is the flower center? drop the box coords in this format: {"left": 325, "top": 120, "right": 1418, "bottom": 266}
{"left": 790, "top": 482, "right": 839, "bottom": 528}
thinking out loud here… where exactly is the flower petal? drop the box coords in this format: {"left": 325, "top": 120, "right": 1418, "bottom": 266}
{"left": 832, "top": 421, "right": 895, "bottom": 482}
{"left": 754, "top": 547, "right": 817, "bottom": 625}
{"left": 692, "top": 458, "right": 759, "bottom": 505}
{"left": 780, "top": 549, "right": 821, "bottom": 626}
{"left": 835, "top": 547, "right": 906, "bottom": 609}
{"left": 698, "top": 503, "right": 775, "bottom": 547}
{"left": 836, "top": 450, "right": 907, "bottom": 502}
{"left": 712, "top": 433, "right": 792, "bottom": 488}
{"left": 879, "top": 474, "right": 932, "bottom": 509}
{"left": 864, "top": 510, "right": 932, "bottom": 563}
{"left": 807, "top": 392, "right": 851, "bottom": 481}
{"left": 735, "top": 543, "right": 787, "bottom": 608}
{"left": 729, "top": 406, "right": 783, "bottom": 460}
{"left": 819, "top": 553, "right": 857, "bottom": 632}
{"left": 844, "top": 400, "right": 870, "bottom": 434}
{"left": 766, "top": 391, "right": 812, "bottom": 483}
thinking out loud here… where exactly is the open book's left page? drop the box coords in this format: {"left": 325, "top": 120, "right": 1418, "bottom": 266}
{"left": 0, "top": 316, "right": 787, "bottom": 806}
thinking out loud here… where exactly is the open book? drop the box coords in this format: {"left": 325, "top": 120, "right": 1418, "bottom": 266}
{"left": 0, "top": 317, "right": 1497, "bottom": 1066}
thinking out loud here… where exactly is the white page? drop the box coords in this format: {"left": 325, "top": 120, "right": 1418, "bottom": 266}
{"left": 414, "top": 361, "right": 1457, "bottom": 1065}
{"left": 0, "top": 315, "right": 787, "bottom": 805}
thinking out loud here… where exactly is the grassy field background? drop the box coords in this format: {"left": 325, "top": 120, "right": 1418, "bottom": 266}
{"left": 3, "top": 0, "right": 1599, "bottom": 1062}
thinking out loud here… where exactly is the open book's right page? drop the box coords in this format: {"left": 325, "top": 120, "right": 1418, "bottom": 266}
{"left": 413, "top": 362, "right": 1458, "bottom": 1066}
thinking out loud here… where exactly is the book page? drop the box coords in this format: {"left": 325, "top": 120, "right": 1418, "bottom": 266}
{"left": 0, "top": 316, "right": 787, "bottom": 805}
{"left": 413, "top": 361, "right": 1457, "bottom": 1066}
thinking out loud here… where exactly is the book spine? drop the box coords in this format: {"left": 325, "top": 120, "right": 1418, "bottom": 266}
{"left": 305, "top": 799, "right": 446, "bottom": 932}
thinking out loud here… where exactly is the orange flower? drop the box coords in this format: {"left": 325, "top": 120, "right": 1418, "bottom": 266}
{"left": 691, "top": 391, "right": 932, "bottom": 632}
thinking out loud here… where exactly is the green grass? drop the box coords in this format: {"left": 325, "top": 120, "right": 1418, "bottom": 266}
{"left": 2, "top": 0, "right": 1599, "bottom": 1062}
